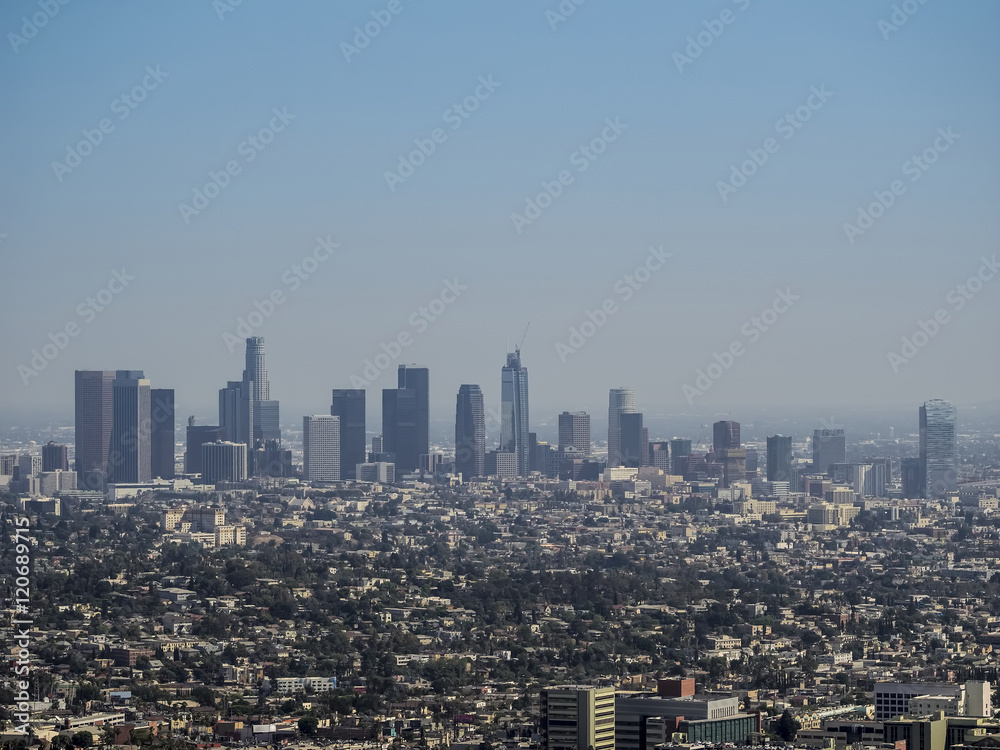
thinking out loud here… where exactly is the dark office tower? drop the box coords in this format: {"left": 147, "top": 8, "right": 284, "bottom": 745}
{"left": 331, "top": 389, "right": 366, "bottom": 480}
{"left": 619, "top": 413, "right": 646, "bottom": 468}
{"left": 455, "top": 384, "right": 485, "bottom": 480}
{"left": 719, "top": 448, "right": 746, "bottom": 489}
{"left": 920, "top": 399, "right": 957, "bottom": 498}
{"left": 108, "top": 370, "right": 151, "bottom": 483}
{"left": 649, "top": 441, "right": 670, "bottom": 472}
{"left": 558, "top": 411, "right": 591, "bottom": 454}
{"left": 383, "top": 365, "right": 428, "bottom": 474}
{"left": 812, "top": 428, "right": 846, "bottom": 476}
{"left": 901, "top": 457, "right": 922, "bottom": 499}
{"left": 669, "top": 438, "right": 691, "bottom": 476}
{"left": 745, "top": 447, "right": 759, "bottom": 478}
{"left": 608, "top": 388, "right": 636, "bottom": 467}
{"left": 75, "top": 370, "right": 115, "bottom": 489}
{"left": 713, "top": 420, "right": 741, "bottom": 453}
{"left": 219, "top": 380, "right": 254, "bottom": 451}
{"left": 766, "top": 434, "right": 793, "bottom": 483}
{"left": 185, "top": 418, "right": 224, "bottom": 475}
{"left": 150, "top": 388, "right": 175, "bottom": 479}
{"left": 501, "top": 350, "right": 530, "bottom": 476}
{"left": 528, "top": 432, "right": 539, "bottom": 472}
{"left": 42, "top": 441, "right": 69, "bottom": 472}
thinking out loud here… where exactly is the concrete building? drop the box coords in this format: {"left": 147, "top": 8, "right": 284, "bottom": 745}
{"left": 303, "top": 415, "right": 340, "bottom": 481}
{"left": 540, "top": 685, "right": 615, "bottom": 750}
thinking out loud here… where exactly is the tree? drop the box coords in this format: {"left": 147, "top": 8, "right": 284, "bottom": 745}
{"left": 71, "top": 731, "right": 94, "bottom": 748}
{"left": 776, "top": 709, "right": 799, "bottom": 741}
{"left": 298, "top": 717, "right": 319, "bottom": 736}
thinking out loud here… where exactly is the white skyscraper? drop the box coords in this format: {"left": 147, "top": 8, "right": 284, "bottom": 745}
{"left": 500, "top": 350, "right": 529, "bottom": 476}
{"left": 607, "top": 387, "right": 636, "bottom": 468}
{"left": 304, "top": 415, "right": 340, "bottom": 481}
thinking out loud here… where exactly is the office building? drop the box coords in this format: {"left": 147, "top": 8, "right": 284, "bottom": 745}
{"left": 74, "top": 370, "right": 116, "bottom": 490}
{"left": 185, "top": 420, "right": 225, "bottom": 475}
{"left": 382, "top": 365, "right": 428, "bottom": 474}
{"left": 331, "top": 389, "right": 365, "bottom": 480}
{"left": 42, "top": 441, "right": 69, "bottom": 472}
{"left": 540, "top": 685, "right": 615, "bottom": 750}
{"left": 485, "top": 450, "right": 517, "bottom": 478}
{"left": 766, "top": 434, "right": 793, "bottom": 483}
{"left": 244, "top": 336, "right": 280, "bottom": 443}
{"left": 920, "top": 399, "right": 957, "bottom": 498}
{"left": 558, "top": 411, "right": 591, "bottom": 454}
{"left": 304, "top": 415, "right": 340, "bottom": 481}
{"left": 874, "top": 682, "right": 966, "bottom": 722}
{"left": 620, "top": 412, "right": 646, "bottom": 467}
{"left": 902, "top": 457, "right": 922, "bottom": 498}
{"left": 718, "top": 448, "right": 747, "bottom": 489}
{"left": 649, "top": 441, "right": 670, "bottom": 472}
{"left": 813, "top": 428, "right": 846, "bottom": 475}
{"left": 18, "top": 454, "right": 42, "bottom": 479}
{"left": 608, "top": 388, "right": 636, "bottom": 467}
{"left": 455, "top": 384, "right": 485, "bottom": 480}
{"left": 713, "top": 420, "right": 741, "bottom": 453}
{"left": 108, "top": 370, "right": 152, "bottom": 484}
{"left": 150, "top": 388, "right": 175, "bottom": 479}
{"left": 501, "top": 350, "right": 530, "bottom": 476}
{"left": 219, "top": 380, "right": 253, "bottom": 449}
{"left": 356, "top": 462, "right": 395, "bottom": 483}
{"left": 616, "top": 692, "right": 745, "bottom": 750}
{"left": 201, "top": 441, "right": 247, "bottom": 483}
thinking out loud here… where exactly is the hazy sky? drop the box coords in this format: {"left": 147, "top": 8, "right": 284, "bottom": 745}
{"left": 2, "top": 0, "right": 998, "bottom": 430}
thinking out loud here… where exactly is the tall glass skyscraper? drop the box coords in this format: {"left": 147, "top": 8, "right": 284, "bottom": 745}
{"left": 766, "top": 434, "right": 793, "bottom": 483}
{"left": 383, "top": 365, "right": 429, "bottom": 474}
{"left": 607, "top": 387, "right": 635, "bottom": 468}
{"left": 74, "top": 370, "right": 115, "bottom": 490}
{"left": 331, "top": 389, "right": 366, "bottom": 480}
{"left": 109, "top": 370, "right": 152, "bottom": 483}
{"left": 455, "top": 384, "right": 485, "bottom": 480}
{"left": 501, "top": 350, "right": 530, "bottom": 476}
{"left": 920, "top": 399, "right": 957, "bottom": 498}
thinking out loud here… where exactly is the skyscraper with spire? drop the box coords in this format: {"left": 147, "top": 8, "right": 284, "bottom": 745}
{"left": 220, "top": 337, "right": 280, "bottom": 474}
{"left": 501, "top": 349, "right": 529, "bottom": 476}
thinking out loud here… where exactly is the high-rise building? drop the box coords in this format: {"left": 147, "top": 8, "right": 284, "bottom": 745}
{"left": 620, "top": 412, "right": 646, "bottom": 467}
{"left": 812, "top": 428, "right": 846, "bottom": 476}
{"left": 455, "top": 384, "right": 485, "bottom": 480}
{"left": 382, "top": 365, "right": 429, "bottom": 474}
{"left": 304, "top": 415, "right": 340, "bottom": 481}
{"left": 540, "top": 685, "right": 615, "bottom": 750}
{"left": 201, "top": 441, "right": 247, "bottom": 483}
{"left": 766, "top": 435, "right": 793, "bottom": 483}
{"left": 920, "top": 399, "right": 957, "bottom": 498}
{"left": 74, "top": 370, "right": 115, "bottom": 490}
{"left": 242, "top": 337, "right": 280, "bottom": 442}
{"left": 670, "top": 438, "right": 691, "bottom": 476}
{"left": 42, "top": 441, "right": 69, "bottom": 472}
{"left": 608, "top": 388, "right": 636, "bottom": 468}
{"left": 150, "top": 388, "right": 175, "bottom": 479}
{"left": 501, "top": 350, "right": 530, "bottom": 476}
{"left": 108, "top": 370, "right": 151, "bottom": 484}
{"left": 559, "top": 411, "right": 591, "bottom": 454}
{"left": 219, "top": 380, "right": 253, "bottom": 448}
{"left": 331, "top": 389, "right": 366, "bottom": 480}
{"left": 649, "top": 441, "right": 670, "bottom": 472}
{"left": 713, "top": 420, "right": 741, "bottom": 453}
{"left": 901, "top": 457, "right": 922, "bottom": 498}
{"left": 186, "top": 419, "right": 225, "bottom": 475}
{"left": 718, "top": 448, "right": 747, "bottom": 489}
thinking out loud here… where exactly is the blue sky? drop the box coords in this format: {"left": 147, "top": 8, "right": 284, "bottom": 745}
{"left": 1, "top": 0, "right": 998, "bottom": 429}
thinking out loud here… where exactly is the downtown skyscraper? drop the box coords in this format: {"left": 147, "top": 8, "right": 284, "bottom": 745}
{"left": 331, "top": 389, "right": 366, "bottom": 480}
{"left": 74, "top": 370, "right": 115, "bottom": 489}
{"left": 920, "top": 399, "right": 957, "bottom": 498}
{"left": 220, "top": 337, "right": 281, "bottom": 474}
{"left": 607, "top": 387, "right": 636, "bottom": 468}
{"left": 383, "top": 365, "right": 429, "bottom": 474}
{"left": 558, "top": 411, "right": 591, "bottom": 454}
{"left": 455, "top": 384, "right": 485, "bottom": 480}
{"left": 500, "top": 349, "right": 530, "bottom": 477}
{"left": 766, "top": 434, "right": 793, "bottom": 483}
{"left": 108, "top": 370, "right": 152, "bottom": 484}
